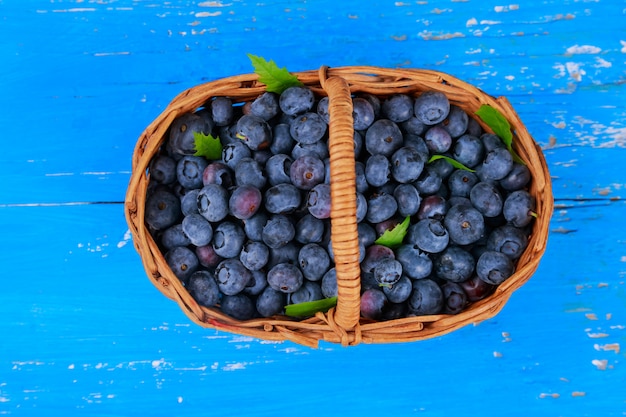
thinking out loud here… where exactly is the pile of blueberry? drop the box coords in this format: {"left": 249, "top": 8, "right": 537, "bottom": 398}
{"left": 144, "top": 85, "right": 535, "bottom": 321}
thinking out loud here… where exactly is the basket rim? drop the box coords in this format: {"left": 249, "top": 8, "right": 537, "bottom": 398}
{"left": 124, "top": 65, "right": 554, "bottom": 348}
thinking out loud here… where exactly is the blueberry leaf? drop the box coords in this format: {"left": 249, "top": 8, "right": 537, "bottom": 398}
{"left": 285, "top": 296, "right": 337, "bottom": 317}
{"left": 193, "top": 131, "right": 222, "bottom": 160}
{"left": 427, "top": 155, "right": 475, "bottom": 172}
{"left": 475, "top": 105, "right": 525, "bottom": 165}
{"left": 375, "top": 216, "right": 411, "bottom": 249}
{"left": 247, "top": 53, "right": 304, "bottom": 94}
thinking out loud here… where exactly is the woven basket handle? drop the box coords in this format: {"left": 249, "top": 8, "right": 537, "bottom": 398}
{"left": 321, "top": 71, "right": 362, "bottom": 331}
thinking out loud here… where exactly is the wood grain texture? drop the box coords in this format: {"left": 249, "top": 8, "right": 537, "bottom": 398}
{"left": 1, "top": 0, "right": 625, "bottom": 415}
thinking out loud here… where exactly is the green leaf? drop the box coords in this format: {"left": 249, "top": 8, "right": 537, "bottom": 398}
{"left": 285, "top": 296, "right": 338, "bottom": 318}
{"left": 247, "top": 53, "right": 304, "bottom": 94}
{"left": 427, "top": 155, "right": 476, "bottom": 172}
{"left": 193, "top": 131, "right": 222, "bottom": 160}
{"left": 475, "top": 104, "right": 525, "bottom": 165}
{"left": 375, "top": 216, "right": 411, "bottom": 249}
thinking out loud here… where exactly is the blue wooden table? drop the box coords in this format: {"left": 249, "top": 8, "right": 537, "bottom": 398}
{"left": 2, "top": 1, "right": 625, "bottom": 415}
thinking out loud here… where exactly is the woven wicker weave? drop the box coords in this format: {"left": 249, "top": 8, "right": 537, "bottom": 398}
{"left": 124, "top": 66, "right": 553, "bottom": 348}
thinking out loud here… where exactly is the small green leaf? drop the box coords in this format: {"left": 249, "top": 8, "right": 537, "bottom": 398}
{"left": 475, "top": 105, "right": 525, "bottom": 165}
{"left": 193, "top": 131, "right": 222, "bottom": 160}
{"left": 427, "top": 155, "right": 476, "bottom": 172}
{"left": 285, "top": 296, "right": 338, "bottom": 318}
{"left": 247, "top": 53, "right": 304, "bottom": 94}
{"left": 375, "top": 216, "right": 411, "bottom": 249}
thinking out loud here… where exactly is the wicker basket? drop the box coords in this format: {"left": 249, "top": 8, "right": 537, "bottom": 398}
{"left": 124, "top": 66, "right": 553, "bottom": 348}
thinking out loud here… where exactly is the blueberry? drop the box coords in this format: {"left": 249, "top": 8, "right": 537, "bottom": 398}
{"left": 476, "top": 250, "right": 515, "bottom": 285}
{"left": 406, "top": 219, "right": 450, "bottom": 254}
{"left": 365, "top": 119, "right": 403, "bottom": 157}
{"left": 195, "top": 244, "right": 223, "bottom": 269}
{"left": 448, "top": 170, "right": 479, "bottom": 198}
{"left": 417, "top": 194, "right": 449, "bottom": 221}
{"left": 352, "top": 97, "right": 376, "bottom": 130}
{"left": 354, "top": 161, "right": 369, "bottom": 193}
{"left": 459, "top": 275, "right": 495, "bottom": 302}
{"left": 182, "top": 213, "right": 214, "bottom": 246}
{"left": 295, "top": 213, "right": 325, "bottom": 244}
{"left": 290, "top": 155, "right": 325, "bottom": 190}
{"left": 427, "top": 127, "right": 454, "bottom": 155}
{"left": 291, "top": 140, "right": 329, "bottom": 160}
{"left": 161, "top": 224, "right": 192, "bottom": 250}
{"left": 357, "top": 223, "right": 377, "bottom": 248}
{"left": 307, "top": 183, "right": 331, "bottom": 219}
{"left": 243, "top": 269, "right": 269, "bottom": 296}
{"left": 391, "top": 146, "right": 425, "bottom": 184}
{"left": 441, "top": 282, "right": 467, "bottom": 314}
{"left": 395, "top": 244, "right": 433, "bottom": 280}
{"left": 413, "top": 167, "right": 443, "bottom": 195}
{"left": 360, "top": 288, "right": 388, "bottom": 320}
{"left": 365, "top": 193, "right": 398, "bottom": 224}
{"left": 180, "top": 188, "right": 200, "bottom": 216}
{"left": 291, "top": 281, "right": 324, "bottom": 304}
{"left": 215, "top": 258, "right": 252, "bottom": 295}
{"left": 222, "top": 141, "right": 252, "bottom": 171}
{"left": 236, "top": 114, "right": 272, "bottom": 151}
{"left": 145, "top": 189, "right": 182, "bottom": 230}
{"left": 503, "top": 190, "right": 536, "bottom": 227}
{"left": 290, "top": 112, "right": 327, "bottom": 145}
{"left": 150, "top": 155, "right": 177, "bottom": 185}
{"left": 408, "top": 279, "right": 444, "bottom": 315}
{"left": 480, "top": 147, "right": 514, "bottom": 181}
{"left": 267, "top": 263, "right": 304, "bottom": 293}
{"left": 298, "top": 243, "right": 331, "bottom": 281}
{"left": 212, "top": 221, "right": 246, "bottom": 258}
{"left": 234, "top": 157, "right": 267, "bottom": 189}
{"left": 452, "top": 134, "right": 484, "bottom": 168}
{"left": 316, "top": 96, "right": 330, "bottom": 124}
{"left": 202, "top": 161, "right": 233, "bottom": 187}
{"left": 321, "top": 268, "right": 338, "bottom": 298}
{"left": 401, "top": 117, "right": 428, "bottom": 137}
{"left": 197, "top": 184, "right": 229, "bottom": 223}
{"left": 169, "top": 113, "right": 213, "bottom": 156}
{"left": 438, "top": 105, "right": 469, "bottom": 138}
{"left": 265, "top": 153, "right": 293, "bottom": 186}
{"left": 361, "top": 244, "right": 396, "bottom": 274}
{"left": 365, "top": 154, "right": 392, "bottom": 187}
{"left": 279, "top": 86, "right": 315, "bottom": 115}
{"left": 355, "top": 192, "right": 368, "bottom": 223}
{"left": 270, "top": 123, "right": 295, "bottom": 155}
{"left": 243, "top": 211, "right": 268, "bottom": 242}
{"left": 210, "top": 96, "right": 234, "bottom": 126}
{"left": 383, "top": 275, "right": 413, "bottom": 303}
{"left": 470, "top": 182, "right": 503, "bottom": 218}
{"left": 239, "top": 240, "right": 270, "bottom": 271}
{"left": 373, "top": 258, "right": 403, "bottom": 286}
{"left": 265, "top": 183, "right": 302, "bottom": 215}
{"left": 262, "top": 215, "right": 295, "bottom": 249}
{"left": 486, "top": 225, "right": 528, "bottom": 260}
{"left": 381, "top": 94, "right": 414, "bottom": 123}
{"left": 256, "top": 287, "right": 285, "bottom": 317}
{"left": 165, "top": 246, "right": 199, "bottom": 284}
{"left": 187, "top": 270, "right": 220, "bottom": 307}
{"left": 249, "top": 92, "right": 280, "bottom": 121}
{"left": 444, "top": 203, "right": 486, "bottom": 246}
{"left": 220, "top": 293, "right": 256, "bottom": 320}
{"left": 434, "top": 246, "right": 475, "bottom": 283}
{"left": 392, "top": 184, "right": 420, "bottom": 218}
{"left": 267, "top": 241, "right": 300, "bottom": 269}
{"left": 414, "top": 91, "right": 450, "bottom": 126}
{"left": 499, "top": 163, "right": 531, "bottom": 191}
{"left": 229, "top": 185, "right": 263, "bottom": 220}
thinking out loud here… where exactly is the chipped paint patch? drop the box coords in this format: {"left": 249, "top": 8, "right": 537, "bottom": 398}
{"left": 566, "top": 45, "right": 602, "bottom": 55}
{"left": 591, "top": 359, "right": 608, "bottom": 370}
{"left": 494, "top": 5, "right": 519, "bottom": 13}
{"left": 539, "top": 393, "right": 560, "bottom": 399}
{"left": 594, "top": 343, "right": 620, "bottom": 354}
{"left": 419, "top": 31, "right": 465, "bottom": 40}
